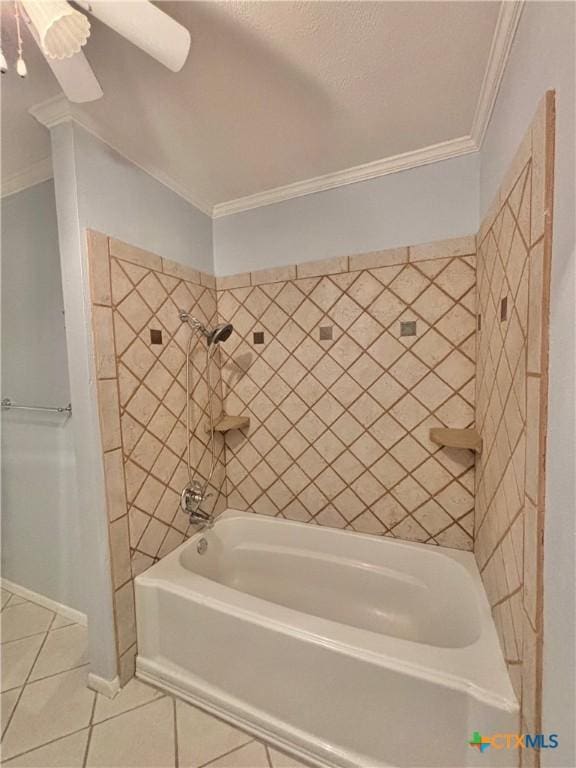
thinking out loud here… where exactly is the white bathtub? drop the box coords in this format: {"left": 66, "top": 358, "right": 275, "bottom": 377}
{"left": 135, "top": 511, "right": 518, "bottom": 768}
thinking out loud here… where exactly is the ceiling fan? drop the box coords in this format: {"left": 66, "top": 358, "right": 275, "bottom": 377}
{"left": 1, "top": 0, "right": 191, "bottom": 102}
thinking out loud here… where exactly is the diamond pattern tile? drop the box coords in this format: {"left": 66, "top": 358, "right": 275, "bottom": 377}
{"left": 474, "top": 94, "right": 553, "bottom": 739}
{"left": 219, "top": 257, "right": 476, "bottom": 549}
{"left": 107, "top": 254, "right": 228, "bottom": 572}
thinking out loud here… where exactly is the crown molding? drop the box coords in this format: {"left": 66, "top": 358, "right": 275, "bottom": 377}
{"left": 212, "top": 135, "right": 478, "bottom": 218}
{"left": 471, "top": 0, "right": 525, "bottom": 147}
{"left": 1, "top": 157, "right": 54, "bottom": 199}
{"left": 29, "top": 95, "right": 213, "bottom": 217}
{"left": 25, "top": 0, "right": 521, "bottom": 224}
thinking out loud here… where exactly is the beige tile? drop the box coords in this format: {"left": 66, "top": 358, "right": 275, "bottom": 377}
{"left": 4, "top": 729, "right": 90, "bottom": 767}
{"left": 87, "top": 697, "right": 174, "bottom": 767}
{"left": 1, "top": 602, "right": 54, "bottom": 643}
{"left": 2, "top": 667, "right": 94, "bottom": 760}
{"left": 92, "top": 305, "right": 116, "bottom": 379}
{"left": 349, "top": 247, "right": 408, "bottom": 272}
{"left": 157, "top": 528, "right": 186, "bottom": 558}
{"left": 162, "top": 257, "right": 201, "bottom": 285}
{"left": 413, "top": 500, "right": 453, "bottom": 536}
{"left": 114, "top": 581, "right": 136, "bottom": 656}
{"left": 109, "top": 517, "right": 132, "bottom": 589}
{"left": 525, "top": 376, "right": 541, "bottom": 504}
{"left": 523, "top": 497, "right": 538, "bottom": 628}
{"left": 137, "top": 273, "right": 168, "bottom": 312}
{"left": 434, "top": 259, "right": 475, "bottom": 300}
{"left": 117, "top": 290, "right": 153, "bottom": 334}
{"left": 522, "top": 615, "right": 539, "bottom": 731}
{"left": 138, "top": 517, "right": 169, "bottom": 557}
{"left": 1, "top": 635, "right": 44, "bottom": 691}
{"left": 131, "top": 431, "right": 163, "bottom": 472}
{"left": 200, "top": 271, "right": 217, "bottom": 290}
{"left": 1, "top": 687, "right": 21, "bottom": 734}
{"left": 216, "top": 273, "right": 251, "bottom": 290}
{"left": 118, "top": 643, "right": 137, "bottom": 687}
{"left": 296, "top": 255, "right": 348, "bottom": 279}
{"left": 103, "top": 449, "right": 128, "bottom": 522}
{"left": 93, "top": 677, "right": 164, "bottom": 723}
{"left": 176, "top": 700, "right": 252, "bottom": 767}
{"left": 87, "top": 230, "right": 111, "bottom": 306}
{"left": 125, "top": 462, "right": 147, "bottom": 505}
{"left": 251, "top": 265, "right": 297, "bottom": 285}
{"left": 109, "top": 238, "right": 162, "bottom": 271}
{"left": 134, "top": 475, "right": 165, "bottom": 515}
{"left": 125, "top": 384, "right": 159, "bottom": 425}
{"left": 29, "top": 624, "right": 88, "bottom": 682}
{"left": 205, "top": 741, "right": 269, "bottom": 768}
{"left": 435, "top": 523, "right": 473, "bottom": 552}
{"left": 391, "top": 515, "right": 429, "bottom": 543}
{"left": 267, "top": 746, "right": 311, "bottom": 768}
{"left": 527, "top": 241, "right": 544, "bottom": 373}
{"left": 409, "top": 235, "right": 476, "bottom": 262}
{"left": 51, "top": 614, "right": 75, "bottom": 630}
{"left": 111, "top": 260, "right": 135, "bottom": 305}
{"left": 98, "top": 380, "right": 122, "bottom": 451}
{"left": 114, "top": 314, "right": 137, "bottom": 356}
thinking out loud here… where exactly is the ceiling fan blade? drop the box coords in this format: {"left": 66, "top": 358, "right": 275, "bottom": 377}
{"left": 75, "top": 0, "right": 190, "bottom": 72}
{"left": 45, "top": 51, "right": 103, "bottom": 102}
{"left": 26, "top": 18, "right": 103, "bottom": 102}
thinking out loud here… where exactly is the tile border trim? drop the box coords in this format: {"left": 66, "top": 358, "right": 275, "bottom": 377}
{"left": 215, "top": 235, "right": 476, "bottom": 290}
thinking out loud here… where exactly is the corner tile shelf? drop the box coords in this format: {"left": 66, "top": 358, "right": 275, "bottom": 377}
{"left": 430, "top": 427, "right": 483, "bottom": 454}
{"left": 207, "top": 414, "right": 250, "bottom": 433}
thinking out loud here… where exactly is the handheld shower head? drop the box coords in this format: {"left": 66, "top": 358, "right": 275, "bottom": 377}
{"left": 207, "top": 323, "right": 233, "bottom": 346}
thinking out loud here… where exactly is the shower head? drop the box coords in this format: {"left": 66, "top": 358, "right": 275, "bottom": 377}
{"left": 207, "top": 323, "right": 233, "bottom": 346}
{"left": 179, "top": 311, "right": 234, "bottom": 346}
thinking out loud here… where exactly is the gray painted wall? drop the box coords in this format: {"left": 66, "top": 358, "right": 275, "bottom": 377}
{"left": 480, "top": 3, "right": 575, "bottom": 764}
{"left": 213, "top": 152, "right": 479, "bottom": 275}
{"left": 1, "top": 180, "right": 83, "bottom": 611}
{"left": 48, "top": 121, "right": 118, "bottom": 679}
{"left": 73, "top": 127, "right": 213, "bottom": 272}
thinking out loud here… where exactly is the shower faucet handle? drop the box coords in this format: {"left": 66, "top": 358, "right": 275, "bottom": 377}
{"left": 180, "top": 481, "right": 203, "bottom": 514}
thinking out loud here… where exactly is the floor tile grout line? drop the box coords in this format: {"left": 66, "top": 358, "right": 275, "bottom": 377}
{"left": 1, "top": 595, "right": 77, "bottom": 631}
{"left": 1, "top": 611, "right": 57, "bottom": 743}
{"left": 91, "top": 691, "right": 168, "bottom": 727}
{"left": 3, "top": 726, "right": 92, "bottom": 765}
{"left": 27, "top": 662, "right": 90, "bottom": 687}
{"left": 198, "top": 738, "right": 257, "bottom": 768}
{"left": 1, "top": 625, "right": 58, "bottom": 645}
{"left": 81, "top": 692, "right": 99, "bottom": 768}
{"left": 264, "top": 743, "right": 275, "bottom": 768}
{"left": 172, "top": 696, "right": 179, "bottom": 768}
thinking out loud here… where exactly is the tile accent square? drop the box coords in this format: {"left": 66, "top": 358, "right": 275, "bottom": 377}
{"left": 400, "top": 320, "right": 417, "bottom": 337}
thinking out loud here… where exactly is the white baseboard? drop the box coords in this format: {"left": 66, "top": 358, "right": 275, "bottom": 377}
{"left": 87, "top": 673, "right": 120, "bottom": 699}
{"left": 1, "top": 578, "right": 87, "bottom": 626}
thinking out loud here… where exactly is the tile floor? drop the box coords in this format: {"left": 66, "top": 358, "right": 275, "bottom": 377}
{"left": 1, "top": 587, "right": 308, "bottom": 768}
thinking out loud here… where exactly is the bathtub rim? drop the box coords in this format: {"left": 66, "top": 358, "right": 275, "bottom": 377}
{"left": 135, "top": 509, "right": 518, "bottom": 713}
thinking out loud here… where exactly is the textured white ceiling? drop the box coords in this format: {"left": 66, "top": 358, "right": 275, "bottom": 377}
{"left": 1, "top": 1, "right": 500, "bottom": 208}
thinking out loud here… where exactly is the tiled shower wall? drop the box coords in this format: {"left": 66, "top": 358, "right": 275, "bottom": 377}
{"left": 87, "top": 232, "right": 227, "bottom": 682}
{"left": 217, "top": 238, "right": 477, "bottom": 550}
{"left": 474, "top": 92, "right": 554, "bottom": 756}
